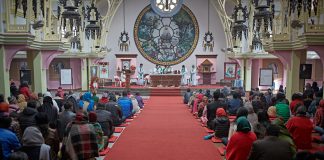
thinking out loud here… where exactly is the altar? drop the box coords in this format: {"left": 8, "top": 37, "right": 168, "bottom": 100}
{"left": 150, "top": 74, "right": 182, "bottom": 87}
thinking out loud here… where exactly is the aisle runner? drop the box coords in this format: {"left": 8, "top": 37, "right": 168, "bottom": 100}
{"left": 105, "top": 96, "right": 221, "bottom": 160}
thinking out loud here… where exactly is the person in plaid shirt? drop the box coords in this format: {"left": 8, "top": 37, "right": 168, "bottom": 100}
{"left": 61, "top": 112, "right": 98, "bottom": 160}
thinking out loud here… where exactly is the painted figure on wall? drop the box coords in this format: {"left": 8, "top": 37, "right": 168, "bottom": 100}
{"left": 181, "top": 65, "right": 188, "bottom": 85}
{"left": 190, "top": 65, "right": 197, "bottom": 86}
{"left": 137, "top": 63, "right": 144, "bottom": 85}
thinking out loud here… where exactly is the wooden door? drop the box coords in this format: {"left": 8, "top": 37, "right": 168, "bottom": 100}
{"left": 203, "top": 73, "right": 211, "bottom": 85}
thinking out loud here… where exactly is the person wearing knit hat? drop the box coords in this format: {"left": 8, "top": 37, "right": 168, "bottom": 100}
{"left": 88, "top": 111, "right": 107, "bottom": 151}
{"left": 286, "top": 105, "right": 313, "bottom": 149}
{"left": 21, "top": 126, "right": 51, "bottom": 160}
{"left": 34, "top": 112, "right": 60, "bottom": 159}
{"left": 99, "top": 92, "right": 109, "bottom": 104}
{"left": 0, "top": 102, "right": 9, "bottom": 114}
{"left": 226, "top": 116, "right": 257, "bottom": 160}
{"left": 211, "top": 108, "right": 230, "bottom": 145}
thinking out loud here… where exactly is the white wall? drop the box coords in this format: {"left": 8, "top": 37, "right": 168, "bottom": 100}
{"left": 104, "top": 0, "right": 227, "bottom": 82}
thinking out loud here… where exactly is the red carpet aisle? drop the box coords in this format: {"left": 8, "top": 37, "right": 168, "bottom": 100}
{"left": 105, "top": 96, "right": 222, "bottom": 160}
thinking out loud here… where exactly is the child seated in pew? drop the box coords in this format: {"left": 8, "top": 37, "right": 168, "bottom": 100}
{"left": 212, "top": 108, "right": 230, "bottom": 145}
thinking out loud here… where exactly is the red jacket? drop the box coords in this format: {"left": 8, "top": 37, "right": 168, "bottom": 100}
{"left": 289, "top": 99, "right": 303, "bottom": 115}
{"left": 19, "top": 87, "right": 32, "bottom": 100}
{"left": 286, "top": 116, "right": 313, "bottom": 149}
{"left": 314, "top": 107, "right": 324, "bottom": 128}
{"left": 99, "top": 98, "right": 109, "bottom": 104}
{"left": 226, "top": 131, "right": 257, "bottom": 160}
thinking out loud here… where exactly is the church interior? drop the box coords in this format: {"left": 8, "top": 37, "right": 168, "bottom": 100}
{"left": 1, "top": 0, "right": 324, "bottom": 160}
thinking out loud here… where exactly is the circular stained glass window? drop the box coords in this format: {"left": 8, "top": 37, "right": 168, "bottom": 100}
{"left": 134, "top": 5, "right": 199, "bottom": 66}
{"left": 150, "top": 0, "right": 184, "bottom": 17}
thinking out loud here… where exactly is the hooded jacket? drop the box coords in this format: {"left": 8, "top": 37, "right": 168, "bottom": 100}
{"left": 18, "top": 107, "right": 38, "bottom": 132}
{"left": 21, "top": 126, "right": 51, "bottom": 160}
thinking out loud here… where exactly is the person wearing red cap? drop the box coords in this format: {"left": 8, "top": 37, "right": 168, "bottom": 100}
{"left": 213, "top": 108, "right": 230, "bottom": 144}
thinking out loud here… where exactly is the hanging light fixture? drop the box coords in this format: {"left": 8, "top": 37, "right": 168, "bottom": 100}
{"left": 59, "top": 0, "right": 82, "bottom": 32}
{"left": 252, "top": 33, "right": 262, "bottom": 50}
{"left": 231, "top": 0, "right": 248, "bottom": 41}
{"left": 85, "top": 3, "right": 101, "bottom": 40}
{"left": 252, "top": 0, "right": 274, "bottom": 34}
{"left": 203, "top": 0, "right": 214, "bottom": 52}
{"left": 119, "top": 0, "right": 130, "bottom": 52}
{"left": 289, "top": 0, "right": 318, "bottom": 17}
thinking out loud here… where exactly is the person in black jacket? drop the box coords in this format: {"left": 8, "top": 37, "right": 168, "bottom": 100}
{"left": 18, "top": 101, "right": 38, "bottom": 133}
{"left": 212, "top": 108, "right": 230, "bottom": 145}
{"left": 96, "top": 103, "right": 114, "bottom": 137}
{"left": 37, "top": 96, "right": 58, "bottom": 128}
{"left": 10, "top": 82, "right": 19, "bottom": 98}
{"left": 105, "top": 94, "right": 123, "bottom": 126}
{"left": 57, "top": 102, "right": 75, "bottom": 140}
{"left": 207, "top": 91, "right": 226, "bottom": 129}
{"left": 248, "top": 124, "right": 294, "bottom": 160}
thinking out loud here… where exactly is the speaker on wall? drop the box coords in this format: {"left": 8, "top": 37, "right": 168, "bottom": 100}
{"left": 299, "top": 64, "right": 312, "bottom": 79}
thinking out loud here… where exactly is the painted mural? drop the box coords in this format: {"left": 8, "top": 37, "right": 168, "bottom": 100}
{"left": 134, "top": 5, "right": 199, "bottom": 66}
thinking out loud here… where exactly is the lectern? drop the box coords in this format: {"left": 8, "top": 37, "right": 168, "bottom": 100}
{"left": 123, "top": 69, "right": 132, "bottom": 89}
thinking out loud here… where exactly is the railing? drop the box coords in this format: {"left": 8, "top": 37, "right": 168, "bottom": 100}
{"left": 272, "top": 34, "right": 290, "bottom": 41}
{"left": 7, "top": 25, "right": 29, "bottom": 32}
{"left": 305, "top": 24, "right": 324, "bottom": 33}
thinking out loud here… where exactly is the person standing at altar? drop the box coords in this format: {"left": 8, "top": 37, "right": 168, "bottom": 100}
{"left": 153, "top": 65, "right": 161, "bottom": 74}
{"left": 190, "top": 65, "right": 197, "bottom": 86}
{"left": 120, "top": 66, "right": 127, "bottom": 87}
{"left": 181, "top": 65, "right": 188, "bottom": 85}
{"left": 137, "top": 63, "right": 144, "bottom": 85}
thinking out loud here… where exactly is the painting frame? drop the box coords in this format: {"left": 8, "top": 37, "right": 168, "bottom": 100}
{"left": 90, "top": 66, "right": 98, "bottom": 78}
{"left": 60, "top": 68, "right": 73, "bottom": 85}
{"left": 99, "top": 65, "right": 109, "bottom": 79}
{"left": 20, "top": 69, "right": 32, "bottom": 85}
{"left": 121, "top": 59, "right": 131, "bottom": 70}
{"left": 259, "top": 68, "right": 273, "bottom": 86}
{"left": 224, "top": 62, "right": 237, "bottom": 80}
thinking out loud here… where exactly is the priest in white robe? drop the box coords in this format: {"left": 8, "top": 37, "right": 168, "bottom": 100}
{"left": 181, "top": 65, "right": 188, "bottom": 85}
{"left": 137, "top": 63, "right": 144, "bottom": 85}
{"left": 190, "top": 65, "right": 197, "bottom": 86}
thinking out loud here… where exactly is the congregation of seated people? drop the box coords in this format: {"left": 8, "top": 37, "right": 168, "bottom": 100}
{"left": 184, "top": 82, "right": 324, "bottom": 160}
{"left": 0, "top": 82, "right": 144, "bottom": 160}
